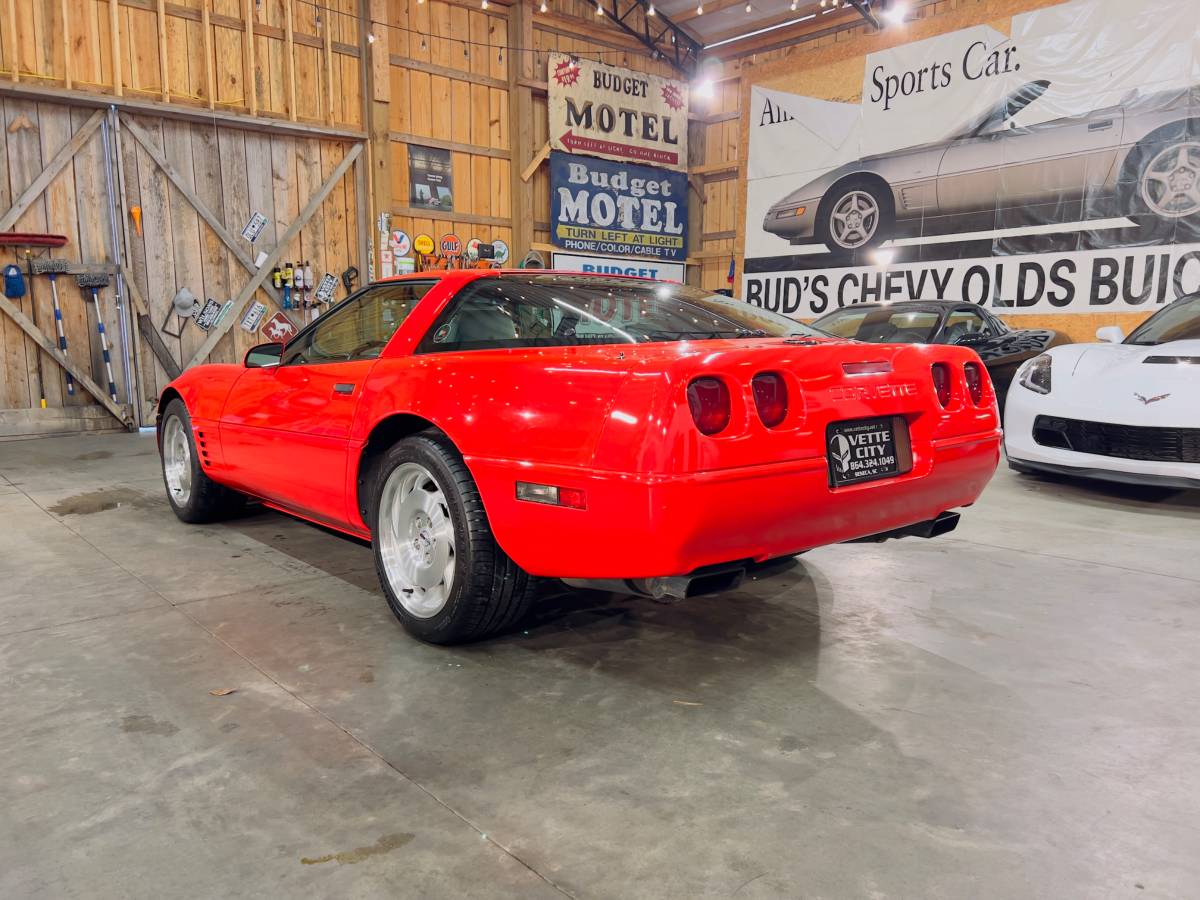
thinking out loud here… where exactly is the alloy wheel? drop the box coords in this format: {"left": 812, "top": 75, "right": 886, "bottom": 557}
{"left": 377, "top": 462, "right": 457, "bottom": 618}
{"left": 829, "top": 190, "right": 881, "bottom": 249}
{"left": 1140, "top": 142, "right": 1200, "bottom": 219}
{"left": 162, "top": 415, "right": 192, "bottom": 506}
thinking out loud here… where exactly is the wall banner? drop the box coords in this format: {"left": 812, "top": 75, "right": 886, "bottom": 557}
{"left": 742, "top": 0, "right": 1200, "bottom": 315}
{"left": 551, "top": 251, "right": 685, "bottom": 282}
{"left": 549, "top": 151, "right": 688, "bottom": 261}
{"left": 548, "top": 53, "right": 688, "bottom": 172}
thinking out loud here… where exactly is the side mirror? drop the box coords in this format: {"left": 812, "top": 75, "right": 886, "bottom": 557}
{"left": 1095, "top": 326, "right": 1125, "bottom": 344}
{"left": 245, "top": 342, "right": 283, "bottom": 368}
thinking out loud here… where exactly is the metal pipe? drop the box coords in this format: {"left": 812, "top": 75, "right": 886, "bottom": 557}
{"left": 101, "top": 109, "right": 138, "bottom": 416}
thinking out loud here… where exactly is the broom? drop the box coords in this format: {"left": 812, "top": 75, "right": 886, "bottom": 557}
{"left": 30, "top": 258, "right": 73, "bottom": 397}
{"left": 76, "top": 273, "right": 118, "bottom": 404}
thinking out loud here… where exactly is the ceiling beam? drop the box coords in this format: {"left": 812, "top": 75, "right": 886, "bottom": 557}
{"left": 598, "top": 0, "right": 703, "bottom": 76}
{"left": 674, "top": 0, "right": 744, "bottom": 25}
{"left": 844, "top": 0, "right": 881, "bottom": 29}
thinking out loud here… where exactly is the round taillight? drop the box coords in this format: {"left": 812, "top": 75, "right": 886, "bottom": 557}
{"left": 931, "top": 362, "right": 952, "bottom": 407}
{"left": 963, "top": 362, "right": 985, "bottom": 406}
{"left": 687, "top": 377, "right": 731, "bottom": 436}
{"left": 752, "top": 372, "right": 788, "bottom": 428}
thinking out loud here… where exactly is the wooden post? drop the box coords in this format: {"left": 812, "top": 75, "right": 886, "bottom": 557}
{"left": 284, "top": 0, "right": 298, "bottom": 121}
{"left": 61, "top": 0, "right": 72, "bottom": 89}
{"left": 110, "top": 0, "right": 122, "bottom": 95}
{"left": 508, "top": 0, "right": 534, "bottom": 257}
{"left": 157, "top": 0, "right": 169, "bottom": 101}
{"left": 8, "top": 0, "right": 19, "bottom": 82}
{"left": 202, "top": 3, "right": 215, "bottom": 110}
{"left": 243, "top": 0, "right": 257, "bottom": 116}
{"left": 365, "top": 0, "right": 390, "bottom": 272}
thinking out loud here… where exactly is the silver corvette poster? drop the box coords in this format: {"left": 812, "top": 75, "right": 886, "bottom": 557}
{"left": 743, "top": 0, "right": 1200, "bottom": 316}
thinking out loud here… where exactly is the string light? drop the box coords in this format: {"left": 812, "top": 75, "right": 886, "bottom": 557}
{"left": 596, "top": 0, "right": 604, "bottom": 13}
{"left": 790, "top": 0, "right": 797, "bottom": 8}
{"left": 696, "top": 2, "right": 703, "bottom": 12}
{"left": 540, "top": 0, "right": 547, "bottom": 9}
{"left": 744, "top": 1, "right": 751, "bottom": 10}
{"left": 647, "top": 2, "right": 655, "bottom": 13}
{"left": 481, "top": 0, "right": 487, "bottom": 8}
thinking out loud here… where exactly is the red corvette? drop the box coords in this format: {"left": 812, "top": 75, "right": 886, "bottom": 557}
{"left": 158, "top": 271, "right": 1001, "bottom": 643}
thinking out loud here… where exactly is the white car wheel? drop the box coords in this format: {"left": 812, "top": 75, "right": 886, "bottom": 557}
{"left": 1139, "top": 141, "right": 1200, "bottom": 219}
{"left": 376, "top": 461, "right": 456, "bottom": 618}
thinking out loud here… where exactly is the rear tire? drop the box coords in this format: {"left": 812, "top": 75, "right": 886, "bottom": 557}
{"left": 371, "top": 432, "right": 537, "bottom": 644}
{"left": 159, "top": 398, "right": 245, "bottom": 523}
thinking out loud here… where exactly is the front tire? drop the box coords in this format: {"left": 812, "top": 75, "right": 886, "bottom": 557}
{"left": 159, "top": 398, "right": 245, "bottom": 523}
{"left": 817, "top": 181, "right": 892, "bottom": 254}
{"left": 371, "top": 433, "right": 536, "bottom": 644}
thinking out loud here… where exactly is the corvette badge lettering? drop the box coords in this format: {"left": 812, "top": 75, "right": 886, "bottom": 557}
{"left": 830, "top": 382, "right": 917, "bottom": 401}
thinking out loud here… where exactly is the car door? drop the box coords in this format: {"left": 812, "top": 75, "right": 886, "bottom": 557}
{"left": 220, "top": 280, "right": 436, "bottom": 526}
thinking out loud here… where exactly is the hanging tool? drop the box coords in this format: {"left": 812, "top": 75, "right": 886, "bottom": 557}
{"left": 23, "top": 252, "right": 49, "bottom": 408}
{"left": 30, "top": 258, "right": 74, "bottom": 397}
{"left": 76, "top": 274, "right": 119, "bottom": 404}
{"left": 341, "top": 265, "right": 358, "bottom": 294}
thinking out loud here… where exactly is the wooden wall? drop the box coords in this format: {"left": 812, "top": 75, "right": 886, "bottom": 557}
{"left": 0, "top": 0, "right": 364, "bottom": 128}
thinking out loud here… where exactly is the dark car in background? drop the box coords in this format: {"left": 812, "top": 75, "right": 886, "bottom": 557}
{"left": 812, "top": 301, "right": 1072, "bottom": 407}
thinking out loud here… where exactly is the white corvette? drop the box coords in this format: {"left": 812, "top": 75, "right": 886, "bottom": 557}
{"left": 1005, "top": 293, "right": 1200, "bottom": 490}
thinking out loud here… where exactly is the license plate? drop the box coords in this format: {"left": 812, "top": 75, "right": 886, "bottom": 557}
{"left": 827, "top": 416, "right": 910, "bottom": 487}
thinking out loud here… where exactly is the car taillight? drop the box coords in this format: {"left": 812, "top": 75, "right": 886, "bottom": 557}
{"left": 931, "top": 363, "right": 952, "bottom": 407}
{"left": 963, "top": 362, "right": 985, "bottom": 406}
{"left": 751, "top": 372, "right": 788, "bottom": 428}
{"left": 687, "top": 377, "right": 731, "bottom": 435}
{"left": 516, "top": 482, "right": 587, "bottom": 510}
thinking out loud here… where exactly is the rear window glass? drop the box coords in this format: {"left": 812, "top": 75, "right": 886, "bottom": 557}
{"left": 815, "top": 307, "right": 942, "bottom": 343}
{"left": 416, "top": 275, "right": 820, "bottom": 353}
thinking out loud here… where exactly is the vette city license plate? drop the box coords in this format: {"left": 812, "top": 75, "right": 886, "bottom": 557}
{"left": 827, "top": 417, "right": 908, "bottom": 487}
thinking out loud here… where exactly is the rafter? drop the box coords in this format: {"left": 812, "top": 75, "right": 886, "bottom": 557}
{"left": 597, "top": 0, "right": 703, "bottom": 76}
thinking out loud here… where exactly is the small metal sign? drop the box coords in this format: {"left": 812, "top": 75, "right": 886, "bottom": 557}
{"left": 192, "top": 298, "right": 222, "bottom": 331}
{"left": 241, "top": 211, "right": 268, "bottom": 243}
{"left": 492, "top": 239, "right": 510, "bottom": 265}
{"left": 240, "top": 301, "right": 268, "bottom": 332}
{"left": 440, "top": 233, "right": 462, "bottom": 257}
{"left": 261, "top": 311, "right": 298, "bottom": 343}
{"left": 315, "top": 272, "right": 338, "bottom": 304}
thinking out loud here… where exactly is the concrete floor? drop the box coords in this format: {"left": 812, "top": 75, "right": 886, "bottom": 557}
{"left": 1, "top": 432, "right": 1198, "bottom": 899}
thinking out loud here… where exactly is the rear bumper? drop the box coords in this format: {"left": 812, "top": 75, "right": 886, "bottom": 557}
{"left": 467, "top": 428, "right": 1001, "bottom": 579}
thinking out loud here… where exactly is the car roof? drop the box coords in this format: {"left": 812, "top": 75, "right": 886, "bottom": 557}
{"left": 814, "top": 301, "right": 975, "bottom": 317}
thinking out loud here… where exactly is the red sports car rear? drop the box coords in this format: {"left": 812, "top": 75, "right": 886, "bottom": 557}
{"left": 157, "top": 272, "right": 1001, "bottom": 643}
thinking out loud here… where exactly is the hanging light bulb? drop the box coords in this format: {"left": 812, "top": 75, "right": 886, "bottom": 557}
{"left": 695, "top": 2, "right": 703, "bottom": 13}
{"left": 540, "top": 0, "right": 547, "bottom": 10}
{"left": 597, "top": 0, "right": 604, "bottom": 13}
{"left": 421, "top": 36, "right": 427, "bottom": 50}
{"left": 481, "top": 0, "right": 488, "bottom": 8}
{"left": 647, "top": 1, "right": 655, "bottom": 14}
{"left": 790, "top": 0, "right": 796, "bottom": 8}
{"left": 744, "top": 1, "right": 751, "bottom": 10}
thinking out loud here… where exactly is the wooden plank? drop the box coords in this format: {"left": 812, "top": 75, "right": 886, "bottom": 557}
{"left": 0, "top": 110, "right": 103, "bottom": 233}
{"left": 390, "top": 205, "right": 510, "bottom": 228}
{"left": 131, "top": 115, "right": 178, "bottom": 395}
{"left": 157, "top": 0, "right": 169, "bottom": 100}
{"left": 0, "top": 405, "right": 125, "bottom": 440}
{"left": 186, "top": 123, "right": 229, "bottom": 368}
{"left": 387, "top": 55, "right": 508, "bottom": 93}
{"left": 61, "top": 0, "right": 72, "bottom": 89}
{"left": 201, "top": 3, "right": 215, "bottom": 109}
{"left": 387, "top": 131, "right": 510, "bottom": 160}
{"left": 322, "top": 5, "right": 334, "bottom": 125}
{"left": 284, "top": 0, "right": 297, "bottom": 120}
{"left": 0, "top": 293, "right": 133, "bottom": 426}
{"left": 0, "top": 81, "right": 366, "bottom": 140}
{"left": 6, "top": 0, "right": 17, "bottom": 82}
{"left": 110, "top": 0, "right": 122, "bottom": 95}
{"left": 184, "top": 142, "right": 362, "bottom": 369}
{"left": 520, "top": 140, "right": 548, "bottom": 183}
{"left": 242, "top": 0, "right": 257, "bottom": 115}
{"left": 136, "top": 312, "right": 182, "bottom": 379}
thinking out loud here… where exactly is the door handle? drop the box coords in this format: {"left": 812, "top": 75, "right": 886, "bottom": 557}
{"left": 333, "top": 383, "right": 355, "bottom": 395}
{"left": 1088, "top": 119, "right": 1113, "bottom": 131}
